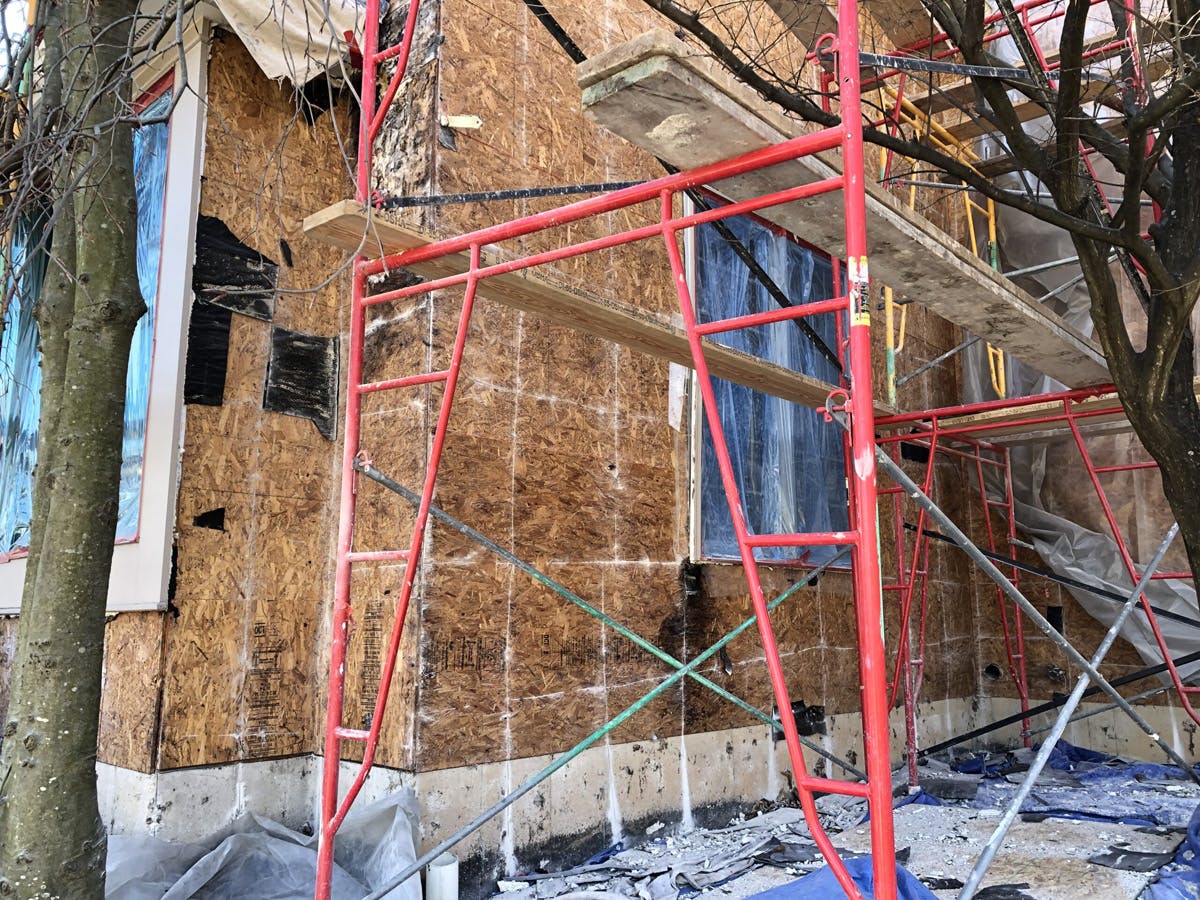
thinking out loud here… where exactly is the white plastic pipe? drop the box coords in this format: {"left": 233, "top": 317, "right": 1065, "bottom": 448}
{"left": 426, "top": 852, "right": 459, "bottom": 900}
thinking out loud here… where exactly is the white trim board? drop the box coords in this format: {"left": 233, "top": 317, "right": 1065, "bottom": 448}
{"left": 0, "top": 25, "right": 210, "bottom": 614}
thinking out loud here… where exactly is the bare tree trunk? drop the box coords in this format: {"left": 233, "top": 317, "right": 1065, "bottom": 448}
{"left": 0, "top": 1, "right": 142, "bottom": 896}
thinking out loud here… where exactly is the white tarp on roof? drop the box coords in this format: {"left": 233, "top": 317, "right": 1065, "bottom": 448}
{"left": 214, "top": 0, "right": 364, "bottom": 85}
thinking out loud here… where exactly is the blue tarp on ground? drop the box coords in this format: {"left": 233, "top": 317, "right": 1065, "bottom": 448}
{"left": 1146, "top": 802, "right": 1200, "bottom": 900}
{"left": 748, "top": 856, "right": 936, "bottom": 900}
{"left": 952, "top": 740, "right": 1200, "bottom": 828}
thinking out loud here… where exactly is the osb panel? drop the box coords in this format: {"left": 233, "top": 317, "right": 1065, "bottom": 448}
{"left": 416, "top": 560, "right": 512, "bottom": 770}
{"left": 158, "top": 32, "right": 349, "bottom": 768}
{"left": 98, "top": 612, "right": 167, "bottom": 772}
{"left": 339, "top": 567, "right": 420, "bottom": 769}
{"left": 0, "top": 614, "right": 165, "bottom": 773}
{"left": 345, "top": 0, "right": 996, "bottom": 775}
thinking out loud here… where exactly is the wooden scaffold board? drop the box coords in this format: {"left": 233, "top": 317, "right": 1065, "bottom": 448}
{"left": 577, "top": 30, "right": 1110, "bottom": 389}
{"left": 304, "top": 201, "right": 891, "bottom": 415}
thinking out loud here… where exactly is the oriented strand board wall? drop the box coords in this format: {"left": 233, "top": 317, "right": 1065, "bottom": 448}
{"left": 0, "top": 610, "right": 165, "bottom": 774}
{"left": 155, "top": 32, "right": 352, "bottom": 769}
{"left": 341, "top": 0, "right": 987, "bottom": 777}
{"left": 0, "top": 3, "right": 993, "bottom": 782}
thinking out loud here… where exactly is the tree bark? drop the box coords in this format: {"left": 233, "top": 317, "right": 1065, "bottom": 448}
{"left": 0, "top": 1, "right": 142, "bottom": 897}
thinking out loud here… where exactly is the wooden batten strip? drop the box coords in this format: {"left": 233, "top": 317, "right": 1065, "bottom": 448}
{"left": 303, "top": 201, "right": 891, "bottom": 415}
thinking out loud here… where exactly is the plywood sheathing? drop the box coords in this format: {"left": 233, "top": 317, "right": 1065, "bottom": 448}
{"left": 98, "top": 613, "right": 168, "bottom": 772}
{"left": 320, "top": 0, "right": 1007, "bottom": 774}
{"left": 577, "top": 30, "right": 1110, "bottom": 388}
{"left": 0, "top": 613, "right": 165, "bottom": 774}
{"left": 341, "top": 0, "right": 700, "bottom": 772}
{"left": 157, "top": 33, "right": 351, "bottom": 769}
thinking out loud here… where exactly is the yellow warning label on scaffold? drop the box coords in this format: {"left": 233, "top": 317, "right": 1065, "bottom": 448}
{"left": 852, "top": 255, "right": 870, "bottom": 326}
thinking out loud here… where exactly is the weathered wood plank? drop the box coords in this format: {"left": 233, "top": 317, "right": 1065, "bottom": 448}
{"left": 577, "top": 30, "right": 1110, "bottom": 388}
{"left": 303, "top": 201, "right": 890, "bottom": 414}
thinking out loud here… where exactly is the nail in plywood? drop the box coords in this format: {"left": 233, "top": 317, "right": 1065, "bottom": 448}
{"left": 304, "top": 201, "right": 892, "bottom": 414}
{"left": 576, "top": 30, "right": 1110, "bottom": 388}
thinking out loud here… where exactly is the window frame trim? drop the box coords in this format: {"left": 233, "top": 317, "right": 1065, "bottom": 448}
{"left": 0, "top": 23, "right": 211, "bottom": 614}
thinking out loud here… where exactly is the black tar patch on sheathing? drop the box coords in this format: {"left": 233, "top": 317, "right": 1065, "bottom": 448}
{"left": 183, "top": 299, "right": 232, "bottom": 406}
{"left": 192, "top": 214, "right": 279, "bottom": 320}
{"left": 263, "top": 326, "right": 339, "bottom": 440}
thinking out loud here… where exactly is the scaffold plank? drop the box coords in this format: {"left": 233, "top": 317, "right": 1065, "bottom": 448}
{"left": 577, "top": 30, "right": 1110, "bottom": 388}
{"left": 304, "top": 201, "right": 890, "bottom": 414}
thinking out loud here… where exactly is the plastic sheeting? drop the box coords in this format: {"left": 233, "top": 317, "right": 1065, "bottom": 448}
{"left": 0, "top": 213, "right": 48, "bottom": 553}
{"left": 106, "top": 791, "right": 422, "bottom": 900}
{"left": 960, "top": 22, "right": 1200, "bottom": 681}
{"left": 1145, "top": 801, "right": 1200, "bottom": 900}
{"left": 951, "top": 740, "right": 1200, "bottom": 828}
{"left": 694, "top": 215, "right": 849, "bottom": 563}
{"left": 0, "top": 93, "right": 168, "bottom": 556}
{"left": 213, "top": 0, "right": 364, "bottom": 86}
{"left": 963, "top": 174, "right": 1200, "bottom": 681}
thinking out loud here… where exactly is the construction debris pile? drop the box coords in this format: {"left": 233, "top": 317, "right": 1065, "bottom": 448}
{"left": 492, "top": 744, "right": 1200, "bottom": 900}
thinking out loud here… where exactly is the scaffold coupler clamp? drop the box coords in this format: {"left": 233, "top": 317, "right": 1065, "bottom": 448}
{"left": 821, "top": 388, "right": 852, "bottom": 424}
{"left": 351, "top": 450, "right": 374, "bottom": 493}
{"left": 814, "top": 33, "right": 837, "bottom": 63}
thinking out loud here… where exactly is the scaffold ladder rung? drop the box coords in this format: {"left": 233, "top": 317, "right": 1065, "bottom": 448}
{"left": 358, "top": 370, "right": 451, "bottom": 393}
{"left": 345, "top": 550, "right": 410, "bottom": 563}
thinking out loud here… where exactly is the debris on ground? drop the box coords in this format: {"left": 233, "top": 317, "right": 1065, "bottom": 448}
{"left": 489, "top": 742, "right": 1200, "bottom": 900}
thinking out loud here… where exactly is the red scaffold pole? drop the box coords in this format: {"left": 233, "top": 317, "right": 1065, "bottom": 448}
{"left": 837, "top": 0, "right": 898, "bottom": 894}
{"left": 318, "top": 1, "right": 423, "bottom": 896}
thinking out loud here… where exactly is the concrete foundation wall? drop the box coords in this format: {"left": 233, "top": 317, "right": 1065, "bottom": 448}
{"left": 99, "top": 698, "right": 977, "bottom": 881}
{"left": 979, "top": 695, "right": 1200, "bottom": 761}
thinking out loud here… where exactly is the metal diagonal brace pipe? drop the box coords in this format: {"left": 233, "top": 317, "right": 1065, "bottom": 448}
{"left": 958, "top": 524, "right": 1180, "bottom": 898}
{"left": 355, "top": 461, "right": 866, "bottom": 781}
{"left": 829, "top": 411, "right": 1197, "bottom": 777}
{"left": 361, "top": 548, "right": 853, "bottom": 900}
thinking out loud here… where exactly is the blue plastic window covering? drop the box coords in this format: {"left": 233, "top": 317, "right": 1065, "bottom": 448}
{"left": 695, "top": 215, "right": 850, "bottom": 564}
{"left": 0, "top": 90, "right": 171, "bottom": 555}
{"left": 0, "top": 215, "right": 49, "bottom": 552}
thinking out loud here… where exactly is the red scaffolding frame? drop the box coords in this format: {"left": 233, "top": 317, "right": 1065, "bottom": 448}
{"left": 879, "top": 428, "right": 1032, "bottom": 786}
{"left": 309, "top": 0, "right": 1189, "bottom": 898}
{"left": 315, "top": 0, "right": 900, "bottom": 897}
{"left": 877, "top": 390, "right": 1200, "bottom": 754}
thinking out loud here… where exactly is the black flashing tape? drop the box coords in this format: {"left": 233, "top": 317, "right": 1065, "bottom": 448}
{"left": 192, "top": 215, "right": 278, "bottom": 321}
{"left": 183, "top": 299, "right": 232, "bottom": 406}
{"left": 263, "top": 326, "right": 339, "bottom": 441}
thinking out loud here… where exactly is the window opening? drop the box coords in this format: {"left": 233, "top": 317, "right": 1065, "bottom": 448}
{"left": 0, "top": 88, "right": 172, "bottom": 556}
{"left": 695, "top": 214, "right": 850, "bottom": 564}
